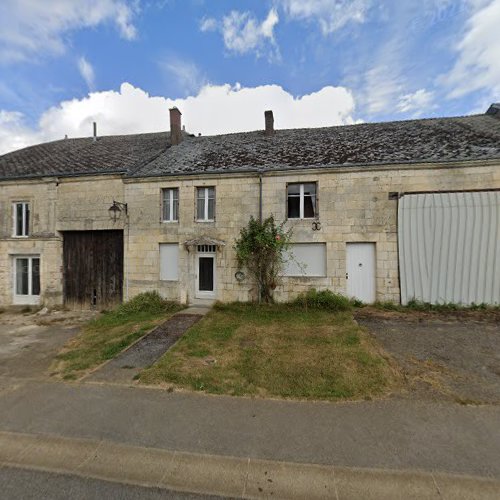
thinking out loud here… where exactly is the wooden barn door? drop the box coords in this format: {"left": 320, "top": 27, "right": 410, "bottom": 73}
{"left": 63, "top": 230, "right": 124, "bottom": 308}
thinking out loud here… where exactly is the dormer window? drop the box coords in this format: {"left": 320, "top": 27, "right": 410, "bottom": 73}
{"left": 13, "top": 202, "right": 30, "bottom": 237}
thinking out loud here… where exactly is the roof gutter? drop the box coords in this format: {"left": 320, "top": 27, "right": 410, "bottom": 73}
{"left": 0, "top": 169, "right": 128, "bottom": 183}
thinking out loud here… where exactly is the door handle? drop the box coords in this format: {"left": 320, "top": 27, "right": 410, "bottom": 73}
{"left": 346, "top": 273, "right": 348, "bottom": 280}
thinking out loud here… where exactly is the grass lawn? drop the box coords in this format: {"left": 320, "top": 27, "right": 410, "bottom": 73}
{"left": 139, "top": 303, "right": 401, "bottom": 401}
{"left": 51, "top": 294, "right": 183, "bottom": 380}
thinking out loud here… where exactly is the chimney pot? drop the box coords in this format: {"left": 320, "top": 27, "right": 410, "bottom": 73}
{"left": 170, "top": 107, "right": 183, "bottom": 145}
{"left": 93, "top": 122, "right": 97, "bottom": 142}
{"left": 265, "top": 110, "right": 274, "bottom": 136}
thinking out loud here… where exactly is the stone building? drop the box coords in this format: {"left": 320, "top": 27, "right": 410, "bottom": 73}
{"left": 1, "top": 105, "right": 499, "bottom": 308}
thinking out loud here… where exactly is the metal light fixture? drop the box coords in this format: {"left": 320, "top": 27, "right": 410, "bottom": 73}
{"left": 108, "top": 200, "right": 128, "bottom": 222}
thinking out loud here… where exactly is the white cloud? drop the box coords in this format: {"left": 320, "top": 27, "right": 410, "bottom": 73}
{"left": 397, "top": 89, "right": 436, "bottom": 116}
{"left": 278, "top": 0, "right": 371, "bottom": 34}
{"left": 159, "top": 57, "right": 206, "bottom": 95}
{"left": 0, "top": 82, "right": 357, "bottom": 154}
{"left": 78, "top": 57, "right": 96, "bottom": 90}
{"left": 0, "top": 0, "right": 138, "bottom": 63}
{"left": 201, "top": 9, "right": 280, "bottom": 59}
{"left": 441, "top": 0, "right": 500, "bottom": 98}
{"left": 199, "top": 17, "right": 218, "bottom": 32}
{"left": 0, "top": 111, "right": 39, "bottom": 153}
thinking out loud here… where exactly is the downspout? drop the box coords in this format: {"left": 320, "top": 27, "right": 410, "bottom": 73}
{"left": 258, "top": 170, "right": 263, "bottom": 303}
{"left": 259, "top": 170, "right": 263, "bottom": 223}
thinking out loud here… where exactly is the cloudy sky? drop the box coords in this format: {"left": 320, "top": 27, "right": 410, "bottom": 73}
{"left": 0, "top": 0, "right": 499, "bottom": 154}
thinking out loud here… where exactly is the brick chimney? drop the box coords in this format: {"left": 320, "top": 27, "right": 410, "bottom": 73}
{"left": 170, "top": 107, "right": 183, "bottom": 145}
{"left": 265, "top": 110, "right": 274, "bottom": 136}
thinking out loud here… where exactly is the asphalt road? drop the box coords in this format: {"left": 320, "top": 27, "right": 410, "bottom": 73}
{"left": 0, "top": 466, "right": 221, "bottom": 500}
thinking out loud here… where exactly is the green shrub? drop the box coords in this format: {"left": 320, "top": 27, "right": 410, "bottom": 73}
{"left": 115, "top": 291, "right": 178, "bottom": 316}
{"left": 293, "top": 288, "right": 352, "bottom": 311}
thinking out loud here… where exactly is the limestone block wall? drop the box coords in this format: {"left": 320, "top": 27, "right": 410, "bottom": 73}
{"left": 124, "top": 162, "right": 500, "bottom": 305}
{"left": 0, "top": 179, "right": 61, "bottom": 306}
{"left": 1, "top": 162, "right": 498, "bottom": 307}
{"left": 0, "top": 175, "right": 126, "bottom": 307}
{"left": 124, "top": 175, "right": 260, "bottom": 304}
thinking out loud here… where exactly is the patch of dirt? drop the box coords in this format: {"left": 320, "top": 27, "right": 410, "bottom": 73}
{"left": 356, "top": 311, "right": 500, "bottom": 404}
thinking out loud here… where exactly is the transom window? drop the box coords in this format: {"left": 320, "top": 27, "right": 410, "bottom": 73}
{"left": 197, "top": 245, "right": 216, "bottom": 253}
{"left": 13, "top": 202, "right": 30, "bottom": 237}
{"left": 196, "top": 187, "right": 215, "bottom": 222}
{"left": 287, "top": 183, "right": 317, "bottom": 219}
{"left": 162, "top": 188, "right": 179, "bottom": 222}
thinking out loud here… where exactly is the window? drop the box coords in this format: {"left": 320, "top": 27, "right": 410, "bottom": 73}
{"left": 196, "top": 187, "right": 215, "bottom": 221}
{"left": 13, "top": 202, "right": 30, "bottom": 237}
{"left": 14, "top": 256, "right": 40, "bottom": 298}
{"left": 159, "top": 244, "right": 179, "bottom": 281}
{"left": 287, "top": 183, "right": 317, "bottom": 219}
{"left": 283, "top": 243, "right": 326, "bottom": 277}
{"left": 162, "top": 188, "right": 179, "bottom": 222}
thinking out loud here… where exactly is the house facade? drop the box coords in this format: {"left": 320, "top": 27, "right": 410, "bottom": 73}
{"left": 1, "top": 106, "right": 499, "bottom": 308}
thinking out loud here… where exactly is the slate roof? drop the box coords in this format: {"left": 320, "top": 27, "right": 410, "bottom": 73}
{"left": 133, "top": 114, "right": 500, "bottom": 177}
{"left": 1, "top": 113, "right": 500, "bottom": 181}
{"left": 0, "top": 132, "right": 169, "bottom": 180}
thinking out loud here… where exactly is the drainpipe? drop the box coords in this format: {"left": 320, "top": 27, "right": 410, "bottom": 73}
{"left": 259, "top": 170, "right": 263, "bottom": 223}
{"left": 258, "top": 170, "right": 264, "bottom": 303}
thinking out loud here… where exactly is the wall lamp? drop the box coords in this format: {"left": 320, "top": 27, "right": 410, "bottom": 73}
{"left": 108, "top": 200, "right": 128, "bottom": 222}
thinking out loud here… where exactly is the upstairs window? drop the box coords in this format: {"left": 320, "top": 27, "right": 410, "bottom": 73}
{"left": 196, "top": 187, "right": 215, "bottom": 221}
{"left": 287, "top": 183, "right": 317, "bottom": 219}
{"left": 13, "top": 202, "right": 30, "bottom": 237}
{"left": 162, "top": 188, "right": 179, "bottom": 222}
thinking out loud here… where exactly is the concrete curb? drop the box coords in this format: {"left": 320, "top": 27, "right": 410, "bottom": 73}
{"left": 0, "top": 430, "right": 499, "bottom": 499}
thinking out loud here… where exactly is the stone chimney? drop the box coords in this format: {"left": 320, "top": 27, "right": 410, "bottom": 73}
{"left": 265, "top": 110, "right": 274, "bottom": 136}
{"left": 170, "top": 107, "right": 183, "bottom": 145}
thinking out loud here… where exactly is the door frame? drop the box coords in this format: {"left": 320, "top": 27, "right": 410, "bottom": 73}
{"left": 195, "top": 252, "right": 216, "bottom": 299}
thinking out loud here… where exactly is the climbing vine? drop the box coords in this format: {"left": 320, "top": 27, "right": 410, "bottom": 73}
{"left": 234, "top": 215, "right": 292, "bottom": 303}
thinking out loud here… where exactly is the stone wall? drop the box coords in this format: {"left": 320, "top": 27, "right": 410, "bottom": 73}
{"left": 0, "top": 162, "right": 499, "bottom": 307}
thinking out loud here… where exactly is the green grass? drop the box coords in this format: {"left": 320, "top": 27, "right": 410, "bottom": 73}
{"left": 371, "top": 299, "right": 500, "bottom": 313}
{"left": 139, "top": 302, "right": 399, "bottom": 401}
{"left": 51, "top": 292, "right": 183, "bottom": 380}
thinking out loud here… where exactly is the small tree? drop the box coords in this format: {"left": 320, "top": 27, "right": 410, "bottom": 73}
{"left": 234, "top": 215, "right": 292, "bottom": 303}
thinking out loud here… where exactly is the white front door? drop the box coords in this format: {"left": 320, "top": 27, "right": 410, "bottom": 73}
{"left": 346, "top": 243, "right": 376, "bottom": 304}
{"left": 196, "top": 253, "right": 216, "bottom": 299}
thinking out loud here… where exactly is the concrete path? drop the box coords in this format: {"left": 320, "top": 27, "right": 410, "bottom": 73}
{"left": 86, "top": 312, "right": 204, "bottom": 384}
{"left": 1, "top": 430, "right": 499, "bottom": 499}
{"left": 0, "top": 379, "right": 499, "bottom": 482}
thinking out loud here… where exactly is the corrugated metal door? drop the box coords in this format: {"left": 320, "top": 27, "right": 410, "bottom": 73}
{"left": 346, "top": 243, "right": 376, "bottom": 303}
{"left": 398, "top": 191, "right": 500, "bottom": 305}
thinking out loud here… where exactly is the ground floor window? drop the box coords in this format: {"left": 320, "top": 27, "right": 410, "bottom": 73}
{"left": 159, "top": 243, "right": 179, "bottom": 281}
{"left": 283, "top": 243, "right": 327, "bottom": 277}
{"left": 14, "top": 256, "right": 40, "bottom": 303}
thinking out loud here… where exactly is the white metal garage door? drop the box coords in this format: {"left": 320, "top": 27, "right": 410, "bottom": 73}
{"left": 398, "top": 191, "right": 500, "bottom": 305}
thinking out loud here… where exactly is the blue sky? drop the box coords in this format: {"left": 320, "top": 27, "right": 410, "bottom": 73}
{"left": 0, "top": 0, "right": 499, "bottom": 153}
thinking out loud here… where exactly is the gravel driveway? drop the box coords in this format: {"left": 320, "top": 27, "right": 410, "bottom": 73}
{"left": 0, "top": 309, "right": 95, "bottom": 379}
{"left": 356, "top": 310, "right": 500, "bottom": 404}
